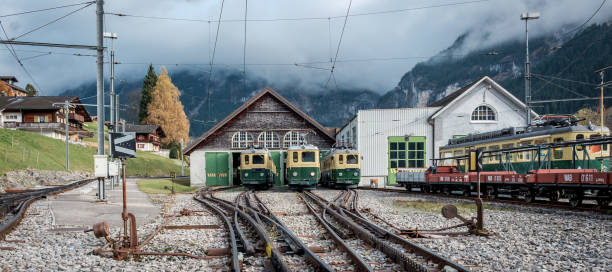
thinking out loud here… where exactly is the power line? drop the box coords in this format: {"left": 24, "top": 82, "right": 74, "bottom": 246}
{"left": 243, "top": 0, "right": 248, "bottom": 94}
{"left": 105, "top": 0, "right": 489, "bottom": 23}
{"left": 0, "top": 1, "right": 94, "bottom": 18}
{"left": 0, "top": 21, "right": 44, "bottom": 94}
{"left": 532, "top": 74, "right": 588, "bottom": 98}
{"left": 531, "top": 73, "right": 598, "bottom": 86}
{"left": 10, "top": 2, "right": 94, "bottom": 40}
{"left": 325, "top": 0, "right": 353, "bottom": 89}
{"left": 0, "top": 48, "right": 96, "bottom": 56}
{"left": 563, "top": 0, "right": 607, "bottom": 36}
{"left": 205, "top": 0, "right": 226, "bottom": 120}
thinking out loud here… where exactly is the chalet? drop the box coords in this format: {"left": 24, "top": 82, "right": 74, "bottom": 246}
{"left": 0, "top": 76, "right": 28, "bottom": 97}
{"left": 122, "top": 124, "right": 166, "bottom": 152}
{"left": 183, "top": 87, "right": 336, "bottom": 187}
{"left": 0, "top": 96, "right": 93, "bottom": 142}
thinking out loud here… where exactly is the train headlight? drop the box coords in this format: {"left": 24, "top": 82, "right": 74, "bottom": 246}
{"left": 292, "top": 172, "right": 298, "bottom": 177}
{"left": 310, "top": 172, "right": 315, "bottom": 177}
{"left": 244, "top": 173, "right": 249, "bottom": 177}
{"left": 260, "top": 173, "right": 264, "bottom": 177}
{"left": 338, "top": 172, "right": 343, "bottom": 176}
{"left": 353, "top": 172, "right": 358, "bottom": 176}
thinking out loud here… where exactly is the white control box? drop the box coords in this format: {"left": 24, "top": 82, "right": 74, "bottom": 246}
{"left": 94, "top": 155, "right": 108, "bottom": 178}
{"left": 108, "top": 161, "right": 119, "bottom": 176}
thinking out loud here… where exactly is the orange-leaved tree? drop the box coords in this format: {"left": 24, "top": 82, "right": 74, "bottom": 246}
{"left": 144, "top": 67, "right": 189, "bottom": 146}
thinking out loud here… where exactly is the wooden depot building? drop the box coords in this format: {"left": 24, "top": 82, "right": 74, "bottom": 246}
{"left": 183, "top": 87, "right": 336, "bottom": 186}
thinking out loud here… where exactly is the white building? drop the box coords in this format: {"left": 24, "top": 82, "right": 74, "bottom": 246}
{"left": 337, "top": 76, "right": 535, "bottom": 186}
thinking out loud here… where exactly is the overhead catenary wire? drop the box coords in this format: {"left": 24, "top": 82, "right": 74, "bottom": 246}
{"left": 563, "top": 0, "right": 607, "bottom": 36}
{"left": 0, "top": 21, "right": 44, "bottom": 94}
{"left": 0, "top": 1, "right": 95, "bottom": 18}
{"left": 205, "top": 0, "right": 227, "bottom": 120}
{"left": 531, "top": 73, "right": 599, "bottom": 86}
{"left": 532, "top": 74, "right": 588, "bottom": 98}
{"left": 105, "top": 0, "right": 489, "bottom": 23}
{"left": 10, "top": 2, "right": 95, "bottom": 41}
{"left": 243, "top": 0, "right": 248, "bottom": 95}
{"left": 325, "top": 0, "right": 353, "bottom": 90}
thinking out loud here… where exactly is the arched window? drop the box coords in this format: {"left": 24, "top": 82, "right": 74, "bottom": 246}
{"left": 258, "top": 131, "right": 280, "bottom": 148}
{"left": 471, "top": 105, "right": 496, "bottom": 121}
{"left": 283, "top": 131, "right": 304, "bottom": 148}
{"left": 232, "top": 131, "right": 253, "bottom": 149}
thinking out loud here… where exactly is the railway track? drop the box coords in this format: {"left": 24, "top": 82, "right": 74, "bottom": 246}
{"left": 359, "top": 187, "right": 612, "bottom": 214}
{"left": 0, "top": 179, "right": 95, "bottom": 239}
{"left": 198, "top": 188, "right": 334, "bottom": 271}
{"left": 304, "top": 189, "right": 471, "bottom": 272}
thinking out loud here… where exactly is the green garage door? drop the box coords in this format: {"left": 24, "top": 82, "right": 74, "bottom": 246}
{"left": 205, "top": 152, "right": 229, "bottom": 186}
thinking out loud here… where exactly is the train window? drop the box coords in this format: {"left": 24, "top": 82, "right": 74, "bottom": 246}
{"left": 488, "top": 146, "right": 500, "bottom": 162}
{"left": 302, "top": 152, "right": 316, "bottom": 162}
{"left": 502, "top": 144, "right": 514, "bottom": 160}
{"left": 518, "top": 141, "right": 531, "bottom": 160}
{"left": 347, "top": 155, "right": 358, "bottom": 164}
{"left": 590, "top": 135, "right": 608, "bottom": 151}
{"left": 576, "top": 134, "right": 584, "bottom": 151}
{"left": 292, "top": 152, "right": 298, "bottom": 163}
{"left": 339, "top": 155, "right": 344, "bottom": 164}
{"left": 245, "top": 155, "right": 250, "bottom": 165}
{"left": 253, "top": 155, "right": 265, "bottom": 164}
{"left": 553, "top": 137, "right": 564, "bottom": 159}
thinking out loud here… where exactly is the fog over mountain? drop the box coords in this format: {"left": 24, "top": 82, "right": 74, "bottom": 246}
{"left": 1, "top": 0, "right": 611, "bottom": 94}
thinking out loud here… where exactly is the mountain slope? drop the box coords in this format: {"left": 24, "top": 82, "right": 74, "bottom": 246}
{"left": 380, "top": 22, "right": 612, "bottom": 115}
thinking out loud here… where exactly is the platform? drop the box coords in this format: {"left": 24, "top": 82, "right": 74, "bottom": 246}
{"left": 49, "top": 178, "right": 160, "bottom": 228}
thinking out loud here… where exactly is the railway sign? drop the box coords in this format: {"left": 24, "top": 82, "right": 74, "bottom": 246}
{"left": 468, "top": 150, "right": 482, "bottom": 172}
{"left": 110, "top": 132, "right": 136, "bottom": 158}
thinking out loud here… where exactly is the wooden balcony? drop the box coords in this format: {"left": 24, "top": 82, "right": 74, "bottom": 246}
{"left": 69, "top": 113, "right": 85, "bottom": 123}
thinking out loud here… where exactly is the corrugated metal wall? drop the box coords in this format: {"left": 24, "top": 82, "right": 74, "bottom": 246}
{"left": 355, "top": 107, "right": 440, "bottom": 177}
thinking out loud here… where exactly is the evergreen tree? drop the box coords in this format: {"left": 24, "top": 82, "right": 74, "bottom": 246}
{"left": 144, "top": 67, "right": 190, "bottom": 146}
{"left": 139, "top": 64, "right": 158, "bottom": 123}
{"left": 25, "top": 83, "right": 37, "bottom": 96}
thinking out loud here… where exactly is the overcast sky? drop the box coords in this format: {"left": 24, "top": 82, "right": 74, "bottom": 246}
{"left": 1, "top": 0, "right": 610, "bottom": 95}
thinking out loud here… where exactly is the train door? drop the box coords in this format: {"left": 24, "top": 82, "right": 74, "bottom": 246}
{"left": 205, "top": 152, "right": 229, "bottom": 186}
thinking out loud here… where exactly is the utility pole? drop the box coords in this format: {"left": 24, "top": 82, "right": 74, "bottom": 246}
{"left": 521, "top": 12, "right": 540, "bottom": 126}
{"left": 96, "top": 0, "right": 105, "bottom": 155}
{"left": 115, "top": 94, "right": 120, "bottom": 131}
{"left": 96, "top": 0, "right": 106, "bottom": 201}
{"left": 595, "top": 65, "right": 612, "bottom": 171}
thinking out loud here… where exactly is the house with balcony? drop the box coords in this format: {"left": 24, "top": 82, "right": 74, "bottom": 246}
{"left": 0, "top": 76, "right": 28, "bottom": 97}
{"left": 122, "top": 124, "right": 166, "bottom": 152}
{"left": 0, "top": 96, "right": 93, "bottom": 141}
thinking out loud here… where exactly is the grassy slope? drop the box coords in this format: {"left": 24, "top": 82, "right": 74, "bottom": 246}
{"left": 136, "top": 178, "right": 196, "bottom": 195}
{"left": 0, "top": 128, "right": 188, "bottom": 177}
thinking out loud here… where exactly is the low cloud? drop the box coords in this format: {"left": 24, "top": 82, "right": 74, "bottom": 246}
{"left": 0, "top": 0, "right": 610, "bottom": 94}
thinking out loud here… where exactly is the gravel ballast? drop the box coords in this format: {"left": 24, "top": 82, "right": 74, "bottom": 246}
{"left": 316, "top": 188, "right": 612, "bottom": 271}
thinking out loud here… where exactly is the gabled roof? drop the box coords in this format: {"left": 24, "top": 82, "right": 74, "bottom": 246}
{"left": 0, "top": 76, "right": 18, "bottom": 82}
{"left": 428, "top": 76, "right": 537, "bottom": 121}
{"left": 183, "top": 87, "right": 336, "bottom": 155}
{"left": 124, "top": 124, "right": 166, "bottom": 138}
{"left": 428, "top": 79, "right": 479, "bottom": 107}
{"left": 0, "top": 96, "right": 92, "bottom": 121}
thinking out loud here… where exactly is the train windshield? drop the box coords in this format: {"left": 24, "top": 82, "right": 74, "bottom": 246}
{"left": 252, "top": 155, "right": 265, "bottom": 164}
{"left": 302, "top": 152, "right": 316, "bottom": 162}
{"left": 346, "top": 155, "right": 358, "bottom": 164}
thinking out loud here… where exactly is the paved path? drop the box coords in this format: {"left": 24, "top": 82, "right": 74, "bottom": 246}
{"left": 49, "top": 178, "right": 160, "bottom": 228}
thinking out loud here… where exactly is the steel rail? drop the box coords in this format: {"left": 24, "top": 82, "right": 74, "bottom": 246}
{"left": 299, "top": 192, "right": 374, "bottom": 272}
{"left": 0, "top": 179, "right": 95, "bottom": 239}
{"left": 211, "top": 192, "right": 334, "bottom": 272}
{"left": 303, "top": 191, "right": 427, "bottom": 271}
{"left": 307, "top": 190, "right": 472, "bottom": 272}
{"left": 201, "top": 192, "right": 291, "bottom": 272}
{"left": 193, "top": 195, "right": 240, "bottom": 272}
